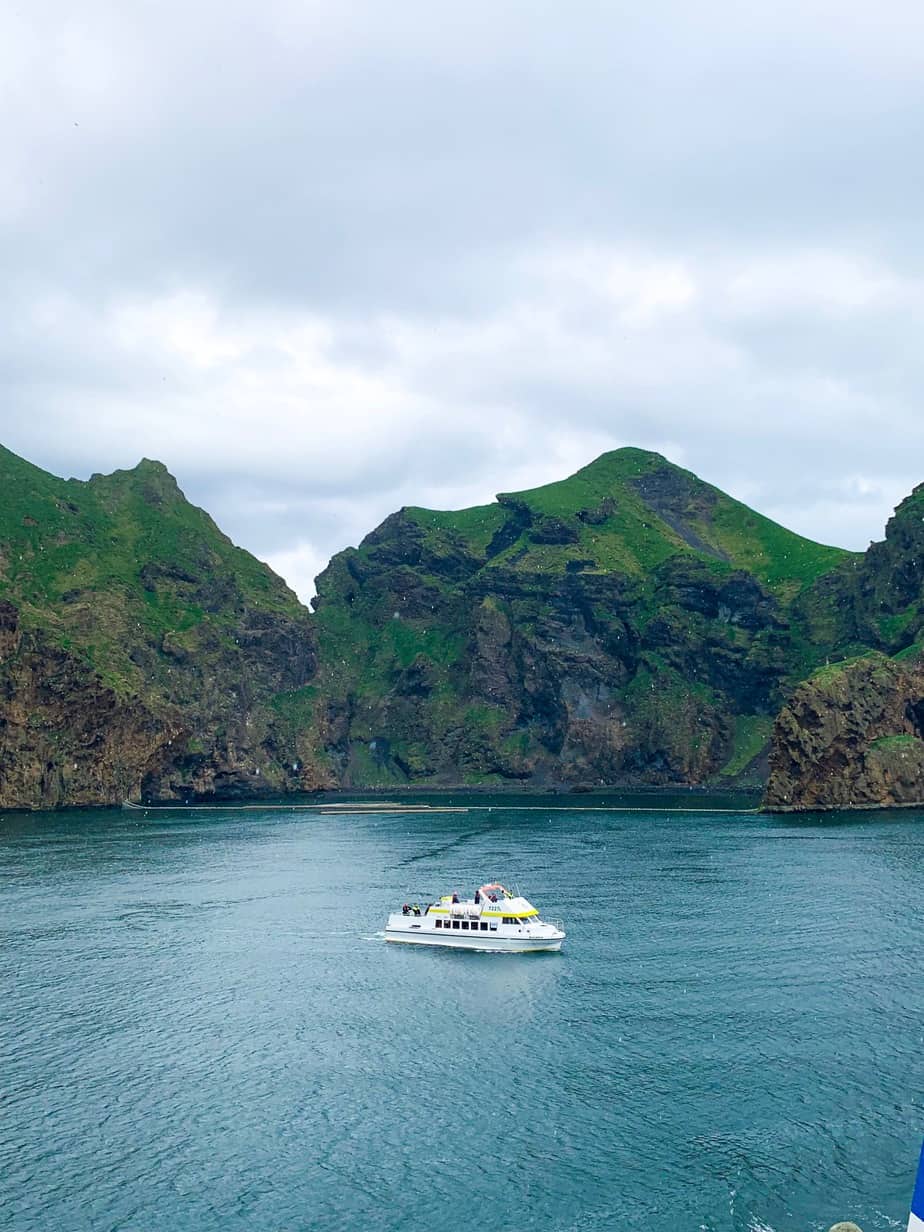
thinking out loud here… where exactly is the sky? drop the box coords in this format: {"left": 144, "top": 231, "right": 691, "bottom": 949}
{"left": 3, "top": 0, "right": 924, "bottom": 601}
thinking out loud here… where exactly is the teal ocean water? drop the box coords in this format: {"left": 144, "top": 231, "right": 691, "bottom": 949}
{"left": 1, "top": 803, "right": 921, "bottom": 1232}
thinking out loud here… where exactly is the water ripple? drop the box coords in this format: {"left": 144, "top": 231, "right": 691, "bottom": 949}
{"left": 1, "top": 804, "right": 921, "bottom": 1232}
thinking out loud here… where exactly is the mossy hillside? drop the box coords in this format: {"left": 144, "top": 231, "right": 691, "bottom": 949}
{"left": 792, "top": 479, "right": 924, "bottom": 666}
{"left": 316, "top": 449, "right": 851, "bottom": 632}
{"left": 894, "top": 638, "right": 924, "bottom": 663}
{"left": 12, "top": 436, "right": 924, "bottom": 804}
{"left": 801, "top": 652, "right": 904, "bottom": 705}
{"left": 363, "top": 450, "right": 850, "bottom": 596}
{"left": 0, "top": 445, "right": 305, "bottom": 698}
{"left": 717, "top": 715, "right": 774, "bottom": 781}
{"left": 313, "top": 448, "right": 853, "bottom": 787}
{"left": 402, "top": 502, "right": 507, "bottom": 558}
{"left": 0, "top": 445, "right": 322, "bottom": 806}
{"left": 493, "top": 449, "right": 849, "bottom": 592}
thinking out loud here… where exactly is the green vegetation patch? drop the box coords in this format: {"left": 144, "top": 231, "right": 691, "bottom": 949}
{"left": 701, "top": 492, "right": 851, "bottom": 594}
{"left": 806, "top": 653, "right": 884, "bottom": 687}
{"left": 870, "top": 733, "right": 920, "bottom": 751}
{"left": 271, "top": 685, "right": 319, "bottom": 727}
{"left": 718, "top": 715, "right": 773, "bottom": 779}
{"left": 404, "top": 502, "right": 507, "bottom": 556}
{"left": 385, "top": 619, "right": 465, "bottom": 669}
{"left": 0, "top": 445, "right": 308, "bottom": 700}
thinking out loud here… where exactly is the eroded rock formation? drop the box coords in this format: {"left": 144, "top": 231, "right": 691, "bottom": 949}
{"left": 309, "top": 449, "right": 849, "bottom": 790}
{"left": 0, "top": 447, "right": 330, "bottom": 808}
{"left": 765, "top": 654, "right": 924, "bottom": 811}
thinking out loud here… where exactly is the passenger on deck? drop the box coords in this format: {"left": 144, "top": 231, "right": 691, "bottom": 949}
{"left": 412, "top": 904, "right": 421, "bottom": 916}
{"left": 474, "top": 889, "right": 481, "bottom": 904}
{"left": 451, "top": 892, "right": 459, "bottom": 904}
{"left": 402, "top": 903, "right": 410, "bottom": 915}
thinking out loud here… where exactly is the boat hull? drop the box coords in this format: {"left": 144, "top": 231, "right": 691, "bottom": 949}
{"left": 384, "top": 928, "right": 563, "bottom": 953}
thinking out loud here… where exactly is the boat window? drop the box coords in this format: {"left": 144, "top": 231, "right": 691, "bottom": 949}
{"left": 489, "top": 921, "right": 498, "bottom": 931}
{"left": 452, "top": 920, "right": 460, "bottom": 930}
{"left": 461, "top": 921, "right": 469, "bottom": 930}
{"left": 480, "top": 922, "right": 488, "bottom": 931}
{"left": 435, "top": 919, "right": 442, "bottom": 928}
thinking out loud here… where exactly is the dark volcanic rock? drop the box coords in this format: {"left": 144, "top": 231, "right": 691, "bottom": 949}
{"left": 11, "top": 440, "right": 908, "bottom": 806}
{"left": 798, "top": 482, "right": 924, "bottom": 656}
{"left": 311, "top": 449, "right": 845, "bottom": 790}
{"left": 630, "top": 466, "right": 728, "bottom": 560}
{"left": 0, "top": 618, "right": 186, "bottom": 808}
{"left": 0, "top": 447, "right": 330, "bottom": 809}
{"left": 529, "top": 516, "right": 579, "bottom": 545}
{"left": 764, "top": 654, "right": 924, "bottom": 811}
{"left": 763, "top": 481, "right": 924, "bottom": 810}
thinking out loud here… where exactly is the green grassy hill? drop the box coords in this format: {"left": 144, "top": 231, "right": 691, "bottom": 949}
{"left": 311, "top": 449, "right": 854, "bottom": 789}
{"left": 405, "top": 448, "right": 845, "bottom": 591}
{"left": 0, "top": 445, "right": 324, "bottom": 807}
{"left": 11, "top": 438, "right": 914, "bottom": 809}
{"left": 0, "top": 446, "right": 304, "bottom": 694}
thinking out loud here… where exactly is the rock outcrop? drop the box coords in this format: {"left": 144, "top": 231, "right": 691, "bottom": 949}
{"left": 764, "top": 653, "right": 924, "bottom": 811}
{"left": 8, "top": 438, "right": 924, "bottom": 811}
{"left": 762, "top": 480, "right": 924, "bottom": 811}
{"left": 309, "top": 448, "right": 850, "bottom": 790}
{"left": 0, "top": 446, "right": 331, "bottom": 808}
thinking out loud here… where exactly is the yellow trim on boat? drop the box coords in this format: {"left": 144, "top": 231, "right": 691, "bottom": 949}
{"left": 482, "top": 908, "right": 538, "bottom": 918}
{"left": 427, "top": 907, "right": 539, "bottom": 919}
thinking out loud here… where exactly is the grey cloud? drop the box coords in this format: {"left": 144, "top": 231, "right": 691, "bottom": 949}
{"left": 10, "top": 1, "right": 924, "bottom": 305}
{"left": 3, "top": 0, "right": 924, "bottom": 599}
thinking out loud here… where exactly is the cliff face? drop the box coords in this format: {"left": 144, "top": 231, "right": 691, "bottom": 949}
{"left": 9, "top": 438, "right": 923, "bottom": 811}
{"left": 842, "top": 483, "right": 924, "bottom": 653}
{"left": 309, "top": 449, "right": 850, "bottom": 790}
{"left": 761, "top": 485, "right": 924, "bottom": 810}
{"left": 764, "top": 654, "right": 924, "bottom": 811}
{"left": 0, "top": 447, "right": 330, "bottom": 808}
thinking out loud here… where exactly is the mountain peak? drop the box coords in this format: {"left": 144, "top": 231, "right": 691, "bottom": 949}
{"left": 133, "top": 457, "right": 172, "bottom": 476}
{"left": 577, "top": 446, "right": 670, "bottom": 475}
{"left": 87, "top": 457, "right": 184, "bottom": 508}
{"left": 501, "top": 447, "right": 686, "bottom": 511}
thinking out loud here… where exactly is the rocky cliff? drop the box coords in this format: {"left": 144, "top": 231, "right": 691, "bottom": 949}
{"left": 764, "top": 653, "right": 924, "bottom": 810}
{"left": 308, "top": 448, "right": 851, "bottom": 790}
{"left": 8, "top": 440, "right": 924, "bottom": 810}
{"left": 0, "top": 446, "right": 329, "bottom": 808}
{"left": 762, "top": 483, "right": 924, "bottom": 810}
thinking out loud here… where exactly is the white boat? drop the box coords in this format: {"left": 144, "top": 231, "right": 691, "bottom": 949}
{"left": 385, "top": 882, "right": 565, "bottom": 952}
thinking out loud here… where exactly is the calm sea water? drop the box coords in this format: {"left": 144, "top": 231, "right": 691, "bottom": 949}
{"left": 1, "top": 802, "right": 921, "bottom": 1232}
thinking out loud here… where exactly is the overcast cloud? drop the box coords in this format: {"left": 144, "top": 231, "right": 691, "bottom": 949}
{"left": 3, "top": 0, "right": 924, "bottom": 599}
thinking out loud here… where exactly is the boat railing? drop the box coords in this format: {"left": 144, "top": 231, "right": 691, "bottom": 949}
{"left": 546, "top": 918, "right": 565, "bottom": 932}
